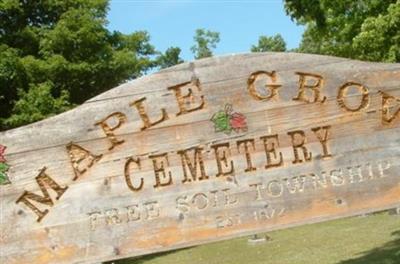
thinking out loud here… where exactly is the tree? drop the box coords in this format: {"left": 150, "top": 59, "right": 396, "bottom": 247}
{"left": 251, "top": 34, "right": 287, "bottom": 52}
{"left": 352, "top": 3, "right": 400, "bottom": 62}
{"left": 0, "top": 0, "right": 157, "bottom": 129}
{"left": 156, "top": 47, "right": 184, "bottom": 69}
{"left": 191, "top": 28, "right": 220, "bottom": 59}
{"left": 4, "top": 82, "right": 71, "bottom": 127}
{"left": 284, "top": 0, "right": 399, "bottom": 62}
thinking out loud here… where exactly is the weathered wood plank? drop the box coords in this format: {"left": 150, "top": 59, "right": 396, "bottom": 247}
{"left": 0, "top": 52, "right": 399, "bottom": 263}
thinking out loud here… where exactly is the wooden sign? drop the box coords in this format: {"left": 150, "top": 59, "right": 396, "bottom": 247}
{"left": 1, "top": 53, "right": 399, "bottom": 263}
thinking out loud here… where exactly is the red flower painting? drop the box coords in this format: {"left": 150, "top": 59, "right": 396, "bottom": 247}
{"left": 230, "top": 112, "right": 248, "bottom": 132}
{"left": 0, "top": 144, "right": 6, "bottom": 163}
{"left": 211, "top": 104, "right": 248, "bottom": 134}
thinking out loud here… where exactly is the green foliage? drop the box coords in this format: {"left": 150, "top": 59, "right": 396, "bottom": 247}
{"left": 285, "top": 0, "right": 399, "bottom": 62}
{"left": 284, "top": 0, "right": 326, "bottom": 27}
{"left": 156, "top": 47, "right": 184, "bottom": 69}
{"left": 251, "top": 34, "right": 287, "bottom": 52}
{"left": 0, "top": 45, "right": 28, "bottom": 121}
{"left": 352, "top": 3, "right": 400, "bottom": 62}
{"left": 0, "top": 162, "right": 10, "bottom": 185}
{"left": 4, "top": 81, "right": 71, "bottom": 128}
{"left": 191, "top": 28, "right": 220, "bottom": 59}
{"left": 0, "top": 0, "right": 157, "bottom": 129}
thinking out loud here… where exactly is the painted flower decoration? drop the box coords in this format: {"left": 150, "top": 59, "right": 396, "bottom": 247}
{"left": 0, "top": 144, "right": 6, "bottom": 162}
{"left": 0, "top": 145, "right": 10, "bottom": 185}
{"left": 211, "top": 104, "right": 248, "bottom": 134}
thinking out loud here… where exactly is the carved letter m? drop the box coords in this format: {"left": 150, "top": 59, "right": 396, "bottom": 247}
{"left": 16, "top": 167, "right": 68, "bottom": 222}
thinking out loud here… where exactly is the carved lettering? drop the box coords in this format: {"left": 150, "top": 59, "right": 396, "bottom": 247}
{"left": 380, "top": 91, "right": 400, "bottom": 124}
{"left": 221, "top": 188, "right": 238, "bottom": 206}
{"left": 209, "top": 189, "right": 219, "bottom": 208}
{"left": 260, "top": 134, "right": 283, "bottom": 169}
{"left": 16, "top": 167, "right": 68, "bottom": 222}
{"left": 250, "top": 161, "right": 392, "bottom": 202}
{"left": 126, "top": 204, "right": 141, "bottom": 222}
{"left": 95, "top": 112, "right": 126, "bottom": 150}
{"left": 216, "top": 214, "right": 241, "bottom": 229}
{"left": 378, "top": 160, "right": 391, "bottom": 177}
{"left": 330, "top": 169, "right": 345, "bottom": 186}
{"left": 192, "top": 193, "right": 209, "bottom": 210}
{"left": 311, "top": 125, "right": 333, "bottom": 159}
{"left": 88, "top": 211, "right": 102, "bottom": 230}
{"left": 337, "top": 82, "right": 369, "bottom": 112}
{"left": 211, "top": 143, "right": 235, "bottom": 177}
{"left": 176, "top": 195, "right": 190, "bottom": 214}
{"left": 249, "top": 182, "right": 263, "bottom": 201}
{"left": 105, "top": 208, "right": 122, "bottom": 225}
{"left": 66, "top": 143, "right": 102, "bottom": 181}
{"left": 283, "top": 175, "right": 307, "bottom": 194}
{"left": 266, "top": 180, "right": 283, "bottom": 197}
{"left": 247, "top": 71, "right": 281, "bottom": 100}
{"left": 88, "top": 201, "right": 160, "bottom": 230}
{"left": 124, "top": 157, "right": 143, "bottom": 192}
{"left": 366, "top": 163, "right": 374, "bottom": 180}
{"left": 143, "top": 201, "right": 160, "bottom": 219}
{"left": 254, "top": 205, "right": 285, "bottom": 221}
{"left": 178, "top": 147, "right": 209, "bottom": 183}
{"left": 310, "top": 171, "right": 328, "bottom": 189}
{"left": 347, "top": 165, "right": 363, "bottom": 183}
{"left": 293, "top": 72, "right": 326, "bottom": 103}
{"left": 130, "top": 97, "right": 169, "bottom": 130}
{"left": 149, "top": 153, "right": 173, "bottom": 188}
{"left": 237, "top": 139, "right": 256, "bottom": 172}
{"left": 168, "top": 79, "right": 205, "bottom": 116}
{"left": 287, "top": 130, "right": 312, "bottom": 164}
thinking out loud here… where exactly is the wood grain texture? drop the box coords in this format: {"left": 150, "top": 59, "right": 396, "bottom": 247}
{"left": 0, "top": 52, "right": 399, "bottom": 263}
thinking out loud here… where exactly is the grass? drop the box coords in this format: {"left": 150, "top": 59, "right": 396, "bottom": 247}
{"left": 109, "top": 211, "right": 400, "bottom": 264}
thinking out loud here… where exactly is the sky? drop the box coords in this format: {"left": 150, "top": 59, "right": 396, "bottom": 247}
{"left": 107, "top": 0, "right": 304, "bottom": 61}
